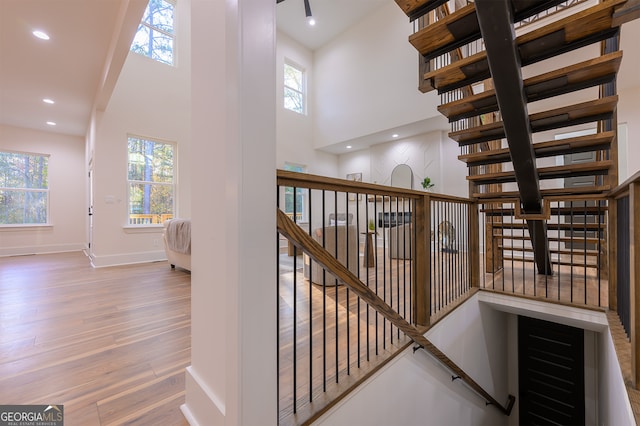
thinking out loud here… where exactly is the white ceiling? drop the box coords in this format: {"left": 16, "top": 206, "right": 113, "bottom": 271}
{"left": 0, "top": 0, "right": 386, "bottom": 139}
{"left": 0, "top": 0, "right": 145, "bottom": 138}
{"left": 276, "top": 0, "right": 388, "bottom": 51}
{"left": 0, "top": 0, "right": 638, "bottom": 145}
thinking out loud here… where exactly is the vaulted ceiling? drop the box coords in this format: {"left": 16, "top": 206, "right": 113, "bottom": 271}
{"left": 1, "top": 0, "right": 638, "bottom": 140}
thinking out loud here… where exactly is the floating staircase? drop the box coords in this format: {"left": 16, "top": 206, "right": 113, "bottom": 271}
{"left": 395, "top": 0, "right": 626, "bottom": 276}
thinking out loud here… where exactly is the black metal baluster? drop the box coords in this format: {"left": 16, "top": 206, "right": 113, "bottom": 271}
{"left": 584, "top": 202, "right": 588, "bottom": 305}
{"left": 276, "top": 185, "right": 281, "bottom": 419}
{"left": 345, "top": 192, "right": 350, "bottom": 376}
{"left": 292, "top": 186, "right": 298, "bottom": 412}
{"left": 321, "top": 191, "right": 327, "bottom": 392}
{"left": 570, "top": 201, "right": 574, "bottom": 303}
{"left": 557, "top": 201, "right": 561, "bottom": 301}
{"left": 333, "top": 192, "right": 339, "bottom": 384}
{"left": 307, "top": 189, "right": 313, "bottom": 402}
{"left": 356, "top": 191, "right": 361, "bottom": 368}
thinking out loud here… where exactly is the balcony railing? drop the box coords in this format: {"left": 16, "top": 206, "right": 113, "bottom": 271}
{"left": 608, "top": 170, "right": 640, "bottom": 386}
{"left": 479, "top": 196, "right": 608, "bottom": 308}
{"left": 276, "top": 170, "right": 477, "bottom": 424}
{"left": 275, "top": 168, "right": 640, "bottom": 424}
{"left": 128, "top": 213, "right": 173, "bottom": 225}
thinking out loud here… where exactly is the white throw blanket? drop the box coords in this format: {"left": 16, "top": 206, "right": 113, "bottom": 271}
{"left": 165, "top": 219, "right": 191, "bottom": 254}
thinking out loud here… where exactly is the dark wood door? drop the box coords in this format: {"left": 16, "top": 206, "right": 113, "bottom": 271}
{"left": 519, "top": 316, "right": 585, "bottom": 425}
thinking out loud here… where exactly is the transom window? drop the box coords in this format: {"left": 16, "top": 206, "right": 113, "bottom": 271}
{"left": 130, "top": 0, "right": 176, "bottom": 65}
{"left": 0, "top": 151, "right": 49, "bottom": 225}
{"left": 127, "top": 136, "right": 175, "bottom": 225}
{"left": 284, "top": 61, "right": 306, "bottom": 114}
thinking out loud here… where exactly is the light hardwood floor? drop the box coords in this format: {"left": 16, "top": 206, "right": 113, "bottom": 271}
{"left": 0, "top": 251, "right": 191, "bottom": 426}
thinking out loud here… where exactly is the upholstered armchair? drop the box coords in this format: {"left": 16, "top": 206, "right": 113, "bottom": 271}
{"left": 304, "top": 214, "right": 359, "bottom": 285}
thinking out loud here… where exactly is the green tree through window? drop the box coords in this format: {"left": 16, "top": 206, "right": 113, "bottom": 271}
{"left": 0, "top": 151, "right": 49, "bottom": 225}
{"left": 284, "top": 62, "right": 305, "bottom": 114}
{"left": 130, "top": 0, "right": 175, "bottom": 65}
{"left": 127, "top": 136, "right": 175, "bottom": 225}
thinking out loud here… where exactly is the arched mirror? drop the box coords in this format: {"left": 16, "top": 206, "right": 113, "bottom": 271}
{"left": 390, "top": 164, "right": 413, "bottom": 189}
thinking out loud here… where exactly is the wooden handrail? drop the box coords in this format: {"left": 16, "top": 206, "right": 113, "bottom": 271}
{"left": 608, "top": 169, "right": 640, "bottom": 198}
{"left": 277, "top": 169, "right": 473, "bottom": 204}
{"left": 277, "top": 208, "right": 515, "bottom": 415}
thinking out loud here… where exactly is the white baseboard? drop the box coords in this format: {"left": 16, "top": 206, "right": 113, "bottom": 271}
{"left": 90, "top": 250, "right": 167, "bottom": 268}
{"left": 183, "top": 366, "right": 225, "bottom": 426}
{"left": 0, "top": 243, "right": 86, "bottom": 257}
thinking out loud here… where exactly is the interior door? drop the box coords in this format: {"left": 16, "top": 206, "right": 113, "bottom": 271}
{"left": 519, "top": 316, "right": 585, "bottom": 425}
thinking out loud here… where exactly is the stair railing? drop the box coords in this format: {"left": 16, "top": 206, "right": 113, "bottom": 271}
{"left": 608, "top": 170, "right": 640, "bottom": 388}
{"left": 478, "top": 196, "right": 609, "bottom": 307}
{"left": 276, "top": 170, "right": 495, "bottom": 424}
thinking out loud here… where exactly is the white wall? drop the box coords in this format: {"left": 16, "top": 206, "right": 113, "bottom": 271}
{"left": 90, "top": 1, "right": 192, "bottom": 267}
{"left": 313, "top": 1, "right": 440, "bottom": 150}
{"left": 618, "top": 86, "right": 640, "bottom": 180}
{"left": 0, "top": 124, "right": 86, "bottom": 256}
{"left": 276, "top": 31, "right": 337, "bottom": 177}
{"left": 598, "top": 326, "right": 636, "bottom": 425}
{"left": 316, "top": 293, "right": 508, "bottom": 426}
{"left": 338, "top": 130, "right": 468, "bottom": 198}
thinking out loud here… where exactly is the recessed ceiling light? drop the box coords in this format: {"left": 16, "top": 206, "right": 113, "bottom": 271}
{"left": 46, "top": 121, "right": 56, "bottom": 126}
{"left": 43, "top": 98, "right": 55, "bottom": 104}
{"left": 392, "top": 134, "right": 399, "bottom": 138}
{"left": 346, "top": 145, "right": 352, "bottom": 149}
{"left": 33, "top": 30, "right": 50, "bottom": 40}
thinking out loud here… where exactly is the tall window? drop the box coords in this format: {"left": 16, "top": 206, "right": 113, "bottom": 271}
{"left": 127, "top": 136, "right": 175, "bottom": 225}
{"left": 283, "top": 163, "right": 307, "bottom": 222}
{"left": 284, "top": 61, "right": 306, "bottom": 114}
{"left": 0, "top": 151, "right": 49, "bottom": 225}
{"left": 130, "top": 0, "right": 176, "bottom": 65}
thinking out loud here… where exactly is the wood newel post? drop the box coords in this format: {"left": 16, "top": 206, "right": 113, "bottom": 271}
{"left": 470, "top": 201, "right": 480, "bottom": 288}
{"left": 630, "top": 183, "right": 640, "bottom": 388}
{"left": 414, "top": 194, "right": 431, "bottom": 327}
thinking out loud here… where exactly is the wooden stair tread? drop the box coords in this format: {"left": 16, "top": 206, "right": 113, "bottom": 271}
{"left": 482, "top": 206, "right": 609, "bottom": 215}
{"left": 409, "top": 4, "right": 480, "bottom": 60}
{"left": 439, "top": 52, "right": 623, "bottom": 121}
{"left": 502, "top": 255, "right": 599, "bottom": 268}
{"left": 458, "top": 131, "right": 614, "bottom": 167}
{"left": 449, "top": 96, "right": 618, "bottom": 146}
{"left": 467, "top": 160, "right": 612, "bottom": 184}
{"left": 500, "top": 245, "right": 601, "bottom": 255}
{"left": 423, "top": 1, "right": 623, "bottom": 92}
{"left": 473, "top": 185, "right": 611, "bottom": 199}
{"left": 490, "top": 221, "right": 604, "bottom": 230}
{"left": 499, "top": 245, "right": 601, "bottom": 257}
{"left": 395, "top": 0, "right": 449, "bottom": 21}
{"left": 494, "top": 235, "right": 602, "bottom": 244}
{"left": 396, "top": 0, "right": 568, "bottom": 23}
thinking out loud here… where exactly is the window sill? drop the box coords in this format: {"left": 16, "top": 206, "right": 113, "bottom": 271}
{"left": 122, "top": 225, "right": 164, "bottom": 234}
{"left": 0, "top": 224, "right": 53, "bottom": 231}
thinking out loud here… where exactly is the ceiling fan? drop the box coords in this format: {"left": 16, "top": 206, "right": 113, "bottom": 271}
{"left": 277, "top": 0, "right": 315, "bottom": 25}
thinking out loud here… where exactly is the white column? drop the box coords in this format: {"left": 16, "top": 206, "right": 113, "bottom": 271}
{"left": 184, "top": 0, "right": 277, "bottom": 424}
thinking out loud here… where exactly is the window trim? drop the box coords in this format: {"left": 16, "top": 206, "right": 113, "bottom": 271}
{"left": 283, "top": 59, "right": 306, "bottom": 115}
{"left": 131, "top": 0, "right": 177, "bottom": 66}
{"left": 126, "top": 134, "right": 177, "bottom": 227}
{"left": 0, "top": 150, "right": 50, "bottom": 227}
